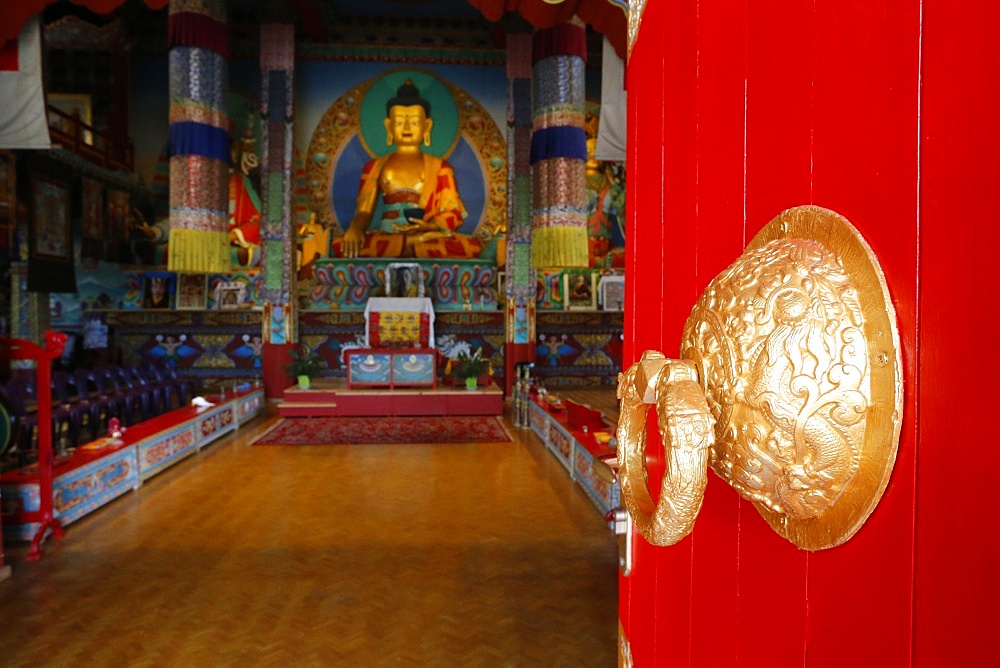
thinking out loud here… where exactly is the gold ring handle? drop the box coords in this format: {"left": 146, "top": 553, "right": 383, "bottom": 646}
{"left": 616, "top": 351, "right": 716, "bottom": 546}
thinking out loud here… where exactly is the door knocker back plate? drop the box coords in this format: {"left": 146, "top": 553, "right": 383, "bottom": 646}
{"left": 617, "top": 206, "right": 902, "bottom": 550}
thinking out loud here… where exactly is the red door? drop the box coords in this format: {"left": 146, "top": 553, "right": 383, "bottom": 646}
{"left": 621, "top": 1, "right": 1000, "bottom": 665}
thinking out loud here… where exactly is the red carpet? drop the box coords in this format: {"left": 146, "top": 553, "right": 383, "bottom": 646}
{"left": 252, "top": 416, "right": 512, "bottom": 445}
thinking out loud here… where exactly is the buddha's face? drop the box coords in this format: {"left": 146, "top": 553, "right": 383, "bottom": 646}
{"left": 385, "top": 104, "right": 433, "bottom": 149}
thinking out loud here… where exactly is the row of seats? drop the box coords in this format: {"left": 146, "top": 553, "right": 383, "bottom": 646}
{"left": 0, "top": 363, "right": 201, "bottom": 457}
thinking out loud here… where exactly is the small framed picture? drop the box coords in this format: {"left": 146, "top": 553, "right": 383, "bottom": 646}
{"left": 215, "top": 281, "right": 247, "bottom": 310}
{"left": 143, "top": 274, "right": 173, "bottom": 309}
{"left": 176, "top": 273, "right": 207, "bottom": 310}
{"left": 563, "top": 270, "right": 598, "bottom": 311}
{"left": 598, "top": 275, "right": 625, "bottom": 311}
{"left": 386, "top": 262, "right": 424, "bottom": 298}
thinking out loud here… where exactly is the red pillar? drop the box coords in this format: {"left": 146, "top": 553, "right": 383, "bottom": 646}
{"left": 261, "top": 342, "right": 294, "bottom": 400}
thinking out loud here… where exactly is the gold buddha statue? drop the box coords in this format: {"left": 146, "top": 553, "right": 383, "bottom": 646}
{"left": 332, "top": 80, "right": 483, "bottom": 260}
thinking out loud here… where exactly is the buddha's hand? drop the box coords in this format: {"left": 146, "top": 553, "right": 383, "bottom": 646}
{"left": 340, "top": 227, "right": 366, "bottom": 258}
{"left": 408, "top": 230, "right": 454, "bottom": 245}
{"left": 393, "top": 216, "right": 453, "bottom": 238}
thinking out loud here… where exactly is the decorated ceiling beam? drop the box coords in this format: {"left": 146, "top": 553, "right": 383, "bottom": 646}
{"left": 467, "top": 0, "right": 627, "bottom": 60}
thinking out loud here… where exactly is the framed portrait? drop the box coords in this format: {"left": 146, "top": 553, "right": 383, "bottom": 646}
{"left": 598, "top": 275, "right": 625, "bottom": 311}
{"left": 48, "top": 93, "right": 93, "bottom": 145}
{"left": 563, "top": 270, "right": 598, "bottom": 311}
{"left": 176, "top": 273, "right": 207, "bottom": 310}
{"left": 0, "top": 150, "right": 15, "bottom": 260}
{"left": 385, "top": 262, "right": 424, "bottom": 298}
{"left": 143, "top": 274, "right": 173, "bottom": 309}
{"left": 215, "top": 281, "right": 248, "bottom": 310}
{"left": 31, "top": 173, "right": 71, "bottom": 260}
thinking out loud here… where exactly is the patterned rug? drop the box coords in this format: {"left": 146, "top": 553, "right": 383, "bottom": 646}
{"left": 252, "top": 416, "right": 513, "bottom": 445}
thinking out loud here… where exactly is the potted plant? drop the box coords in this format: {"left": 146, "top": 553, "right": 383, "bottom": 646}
{"left": 451, "top": 348, "right": 490, "bottom": 390}
{"left": 285, "top": 345, "right": 325, "bottom": 389}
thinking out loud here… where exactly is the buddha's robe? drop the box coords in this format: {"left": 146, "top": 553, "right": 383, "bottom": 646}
{"left": 332, "top": 153, "right": 483, "bottom": 259}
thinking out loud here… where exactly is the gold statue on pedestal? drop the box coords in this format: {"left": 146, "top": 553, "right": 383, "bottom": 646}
{"left": 332, "top": 80, "right": 483, "bottom": 260}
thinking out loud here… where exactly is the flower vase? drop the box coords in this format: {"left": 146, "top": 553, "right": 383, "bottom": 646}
{"left": 298, "top": 375, "right": 311, "bottom": 390}
{"left": 464, "top": 376, "right": 478, "bottom": 391}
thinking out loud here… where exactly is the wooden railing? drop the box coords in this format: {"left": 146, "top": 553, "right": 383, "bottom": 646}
{"left": 46, "top": 105, "right": 134, "bottom": 172}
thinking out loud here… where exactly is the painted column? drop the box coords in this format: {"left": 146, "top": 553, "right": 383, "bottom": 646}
{"left": 258, "top": 20, "right": 297, "bottom": 397}
{"left": 504, "top": 26, "right": 537, "bottom": 393}
{"left": 9, "top": 212, "right": 46, "bottom": 376}
{"left": 530, "top": 17, "right": 589, "bottom": 269}
{"left": 166, "top": 0, "right": 231, "bottom": 274}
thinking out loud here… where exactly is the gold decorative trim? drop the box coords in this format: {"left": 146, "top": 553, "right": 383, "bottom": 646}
{"left": 618, "top": 620, "right": 633, "bottom": 668}
{"left": 627, "top": 0, "right": 648, "bottom": 63}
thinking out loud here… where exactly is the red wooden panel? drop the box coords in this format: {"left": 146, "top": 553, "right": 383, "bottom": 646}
{"left": 916, "top": 2, "right": 1000, "bottom": 665}
{"left": 623, "top": 0, "right": 997, "bottom": 665}
{"left": 744, "top": 0, "right": 814, "bottom": 227}
{"left": 687, "top": 2, "right": 747, "bottom": 665}
{"left": 621, "top": 0, "right": 670, "bottom": 662}
{"left": 624, "top": 0, "right": 703, "bottom": 663}
{"left": 647, "top": 0, "right": 703, "bottom": 661}
{"left": 653, "top": 5, "right": 700, "bottom": 359}
{"left": 807, "top": 2, "right": 920, "bottom": 666}
{"left": 737, "top": 2, "right": 815, "bottom": 664}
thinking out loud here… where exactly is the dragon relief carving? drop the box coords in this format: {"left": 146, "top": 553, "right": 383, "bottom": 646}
{"left": 616, "top": 206, "right": 902, "bottom": 550}
{"left": 683, "top": 238, "right": 869, "bottom": 520}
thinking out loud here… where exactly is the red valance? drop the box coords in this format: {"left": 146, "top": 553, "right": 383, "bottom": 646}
{"left": 467, "top": 0, "right": 627, "bottom": 60}
{"left": 168, "top": 10, "right": 230, "bottom": 58}
{"left": 532, "top": 21, "right": 588, "bottom": 63}
{"left": 1, "top": 0, "right": 168, "bottom": 47}
{"left": 3, "top": 1, "right": 626, "bottom": 59}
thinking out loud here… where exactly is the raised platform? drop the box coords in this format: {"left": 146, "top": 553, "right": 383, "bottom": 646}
{"left": 277, "top": 377, "right": 503, "bottom": 417}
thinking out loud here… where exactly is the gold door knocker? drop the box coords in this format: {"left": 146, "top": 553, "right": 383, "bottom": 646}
{"left": 617, "top": 206, "right": 902, "bottom": 550}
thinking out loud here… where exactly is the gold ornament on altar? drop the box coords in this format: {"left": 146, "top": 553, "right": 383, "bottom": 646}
{"left": 616, "top": 206, "right": 902, "bottom": 550}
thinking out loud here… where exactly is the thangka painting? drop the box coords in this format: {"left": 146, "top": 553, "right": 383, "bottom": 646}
{"left": 28, "top": 172, "right": 76, "bottom": 293}
{"left": 30, "top": 174, "right": 70, "bottom": 260}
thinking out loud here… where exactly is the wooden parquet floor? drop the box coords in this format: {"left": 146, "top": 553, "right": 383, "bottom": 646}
{"left": 0, "top": 393, "right": 619, "bottom": 667}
